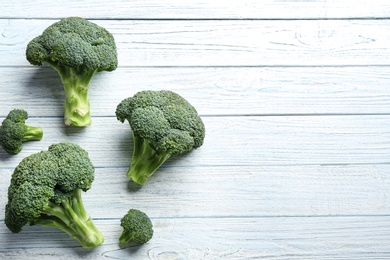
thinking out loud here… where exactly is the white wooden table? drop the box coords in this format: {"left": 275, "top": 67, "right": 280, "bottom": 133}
{"left": 1, "top": 1, "right": 390, "bottom": 259}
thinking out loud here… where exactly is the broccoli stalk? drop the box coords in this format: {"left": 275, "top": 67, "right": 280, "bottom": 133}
{"left": 31, "top": 189, "right": 103, "bottom": 248}
{"left": 128, "top": 134, "right": 172, "bottom": 186}
{"left": 48, "top": 63, "right": 97, "bottom": 126}
{"left": 118, "top": 230, "right": 136, "bottom": 245}
{"left": 23, "top": 125, "right": 43, "bottom": 142}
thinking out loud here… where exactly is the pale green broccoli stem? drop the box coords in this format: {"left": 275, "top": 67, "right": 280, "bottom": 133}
{"left": 128, "top": 134, "right": 172, "bottom": 186}
{"left": 48, "top": 63, "right": 97, "bottom": 127}
{"left": 23, "top": 125, "right": 43, "bottom": 141}
{"left": 32, "top": 189, "right": 104, "bottom": 248}
{"left": 119, "top": 229, "right": 136, "bottom": 245}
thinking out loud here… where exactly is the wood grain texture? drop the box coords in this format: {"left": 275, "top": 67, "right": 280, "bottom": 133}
{"left": 1, "top": 216, "right": 390, "bottom": 259}
{"left": 1, "top": 0, "right": 390, "bottom": 19}
{"left": 3, "top": 164, "right": 390, "bottom": 220}
{"left": 1, "top": 0, "right": 390, "bottom": 259}
{"left": 0, "top": 115, "right": 388, "bottom": 169}
{"left": 1, "top": 19, "right": 390, "bottom": 66}
{"left": 1, "top": 66, "right": 390, "bottom": 117}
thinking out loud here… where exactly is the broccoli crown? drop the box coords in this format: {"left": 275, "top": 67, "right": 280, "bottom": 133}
{"left": 116, "top": 90, "right": 205, "bottom": 155}
{"left": 119, "top": 209, "right": 153, "bottom": 245}
{"left": 26, "top": 17, "right": 117, "bottom": 72}
{"left": 0, "top": 109, "right": 43, "bottom": 154}
{"left": 5, "top": 142, "right": 94, "bottom": 233}
{"left": 25, "top": 17, "right": 118, "bottom": 127}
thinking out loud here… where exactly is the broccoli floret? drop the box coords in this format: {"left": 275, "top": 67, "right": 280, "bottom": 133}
{"left": 26, "top": 17, "right": 118, "bottom": 127}
{"left": 5, "top": 142, "right": 104, "bottom": 248}
{"left": 119, "top": 209, "right": 153, "bottom": 245}
{"left": 0, "top": 109, "right": 43, "bottom": 154}
{"left": 116, "top": 90, "right": 205, "bottom": 186}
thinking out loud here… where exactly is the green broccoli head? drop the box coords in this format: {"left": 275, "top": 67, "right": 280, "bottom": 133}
{"left": 116, "top": 90, "right": 205, "bottom": 186}
{"left": 5, "top": 142, "right": 104, "bottom": 248}
{"left": 0, "top": 109, "right": 43, "bottom": 154}
{"left": 26, "top": 17, "right": 118, "bottom": 127}
{"left": 119, "top": 209, "right": 153, "bottom": 245}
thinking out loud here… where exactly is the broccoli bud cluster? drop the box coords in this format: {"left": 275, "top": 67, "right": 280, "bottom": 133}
{"left": 0, "top": 109, "right": 43, "bottom": 154}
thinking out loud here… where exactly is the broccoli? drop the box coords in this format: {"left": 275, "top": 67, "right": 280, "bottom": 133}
{"left": 0, "top": 109, "right": 43, "bottom": 154}
{"left": 26, "top": 17, "right": 118, "bottom": 127}
{"left": 119, "top": 209, "right": 153, "bottom": 245}
{"left": 116, "top": 90, "right": 205, "bottom": 186}
{"left": 5, "top": 142, "right": 104, "bottom": 248}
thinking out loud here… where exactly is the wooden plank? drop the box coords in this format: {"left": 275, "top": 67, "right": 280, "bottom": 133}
{"left": 1, "top": 66, "right": 390, "bottom": 117}
{"left": 3, "top": 164, "right": 390, "bottom": 219}
{"left": 2, "top": 19, "right": 390, "bottom": 66}
{"left": 1, "top": 216, "right": 390, "bottom": 259}
{"left": 1, "top": 1, "right": 389, "bottom": 260}
{"left": 1, "top": 0, "right": 390, "bottom": 19}
{"left": 0, "top": 115, "right": 389, "bottom": 168}
{"left": 84, "top": 164, "right": 390, "bottom": 218}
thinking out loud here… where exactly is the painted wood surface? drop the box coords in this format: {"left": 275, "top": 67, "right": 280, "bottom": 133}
{"left": 2, "top": 217, "right": 390, "bottom": 259}
{"left": 1, "top": 67, "right": 390, "bottom": 117}
{"left": 1, "top": 19, "right": 390, "bottom": 66}
{"left": 1, "top": 0, "right": 390, "bottom": 19}
{"left": 1, "top": 1, "right": 390, "bottom": 259}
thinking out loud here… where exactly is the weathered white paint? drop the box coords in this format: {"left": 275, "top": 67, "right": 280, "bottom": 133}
{"left": 1, "top": 0, "right": 390, "bottom": 19}
{"left": 1, "top": 67, "right": 390, "bottom": 117}
{"left": 0, "top": 115, "right": 389, "bottom": 169}
{"left": 1, "top": 1, "right": 390, "bottom": 259}
{"left": 1, "top": 19, "right": 390, "bottom": 66}
{"left": 2, "top": 217, "right": 390, "bottom": 259}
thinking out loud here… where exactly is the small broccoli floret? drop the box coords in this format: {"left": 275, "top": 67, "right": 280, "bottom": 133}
{"left": 0, "top": 109, "right": 43, "bottom": 154}
{"left": 26, "top": 17, "right": 118, "bottom": 127}
{"left": 119, "top": 209, "right": 153, "bottom": 245}
{"left": 5, "top": 142, "right": 104, "bottom": 248}
{"left": 116, "top": 90, "right": 205, "bottom": 186}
